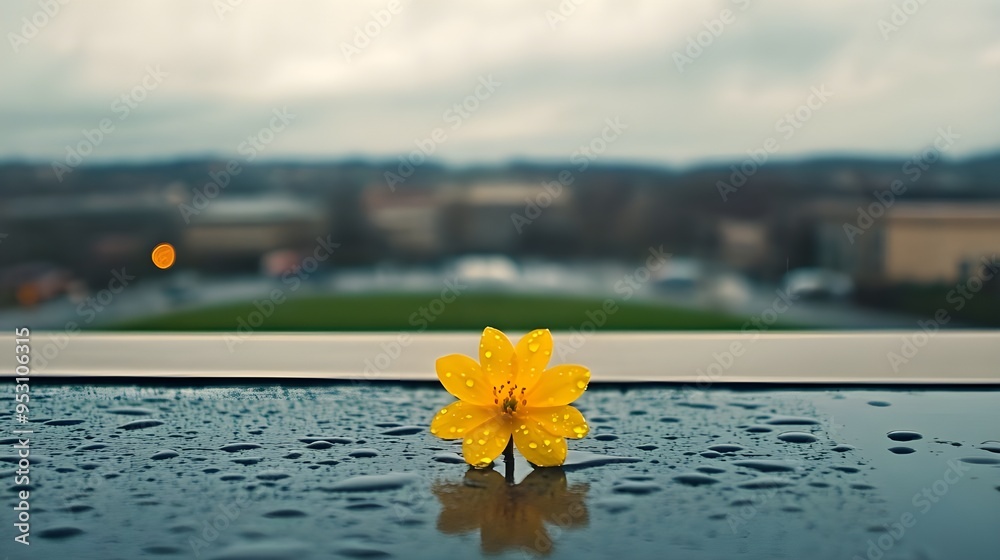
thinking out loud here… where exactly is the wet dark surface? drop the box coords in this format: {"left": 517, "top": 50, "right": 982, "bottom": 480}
{"left": 2, "top": 384, "right": 999, "bottom": 559}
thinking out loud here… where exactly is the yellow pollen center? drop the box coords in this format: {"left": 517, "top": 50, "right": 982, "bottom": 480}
{"left": 492, "top": 382, "right": 528, "bottom": 414}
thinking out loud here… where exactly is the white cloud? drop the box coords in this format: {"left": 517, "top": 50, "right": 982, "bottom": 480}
{"left": 0, "top": 0, "right": 998, "bottom": 166}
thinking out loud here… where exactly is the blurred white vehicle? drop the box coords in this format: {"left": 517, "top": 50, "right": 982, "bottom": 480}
{"left": 653, "top": 257, "right": 702, "bottom": 293}
{"left": 452, "top": 255, "right": 520, "bottom": 285}
{"left": 700, "top": 272, "right": 754, "bottom": 310}
{"left": 782, "top": 268, "right": 853, "bottom": 300}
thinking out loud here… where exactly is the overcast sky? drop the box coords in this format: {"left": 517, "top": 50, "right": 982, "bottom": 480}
{"left": 2, "top": 0, "right": 999, "bottom": 168}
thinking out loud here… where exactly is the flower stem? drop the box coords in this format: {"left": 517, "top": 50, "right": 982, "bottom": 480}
{"left": 503, "top": 436, "right": 515, "bottom": 484}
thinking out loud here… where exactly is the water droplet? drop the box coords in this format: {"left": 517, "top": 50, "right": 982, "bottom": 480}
{"left": 432, "top": 452, "right": 464, "bottom": 464}
{"left": 466, "top": 379, "right": 474, "bottom": 387}
{"left": 220, "top": 443, "right": 262, "bottom": 452}
{"left": 44, "top": 419, "right": 85, "bottom": 426}
{"left": 117, "top": 419, "right": 165, "bottom": 430}
{"left": 257, "top": 470, "right": 290, "bottom": 481}
{"left": 348, "top": 448, "right": 379, "bottom": 458}
{"left": 765, "top": 415, "right": 820, "bottom": 426}
{"left": 528, "top": 342, "right": 540, "bottom": 352}
{"left": 561, "top": 451, "right": 641, "bottom": 469}
{"left": 151, "top": 450, "right": 179, "bottom": 460}
{"left": 613, "top": 481, "right": 662, "bottom": 495}
{"left": 299, "top": 436, "right": 352, "bottom": 445}
{"left": 887, "top": 431, "right": 923, "bottom": 442}
{"left": 37, "top": 526, "right": 84, "bottom": 540}
{"left": 708, "top": 444, "right": 744, "bottom": 453}
{"left": 673, "top": 473, "right": 719, "bottom": 486}
{"left": 745, "top": 425, "right": 773, "bottom": 433}
{"left": 106, "top": 406, "right": 155, "bottom": 416}
{"left": 381, "top": 426, "right": 422, "bottom": 436}
{"left": 979, "top": 441, "right": 1000, "bottom": 454}
{"left": 889, "top": 446, "right": 915, "bottom": 455}
{"left": 485, "top": 351, "right": 493, "bottom": 358}
{"left": 959, "top": 456, "right": 1000, "bottom": 465}
{"left": 529, "top": 442, "right": 538, "bottom": 448}
{"left": 263, "top": 509, "right": 306, "bottom": 518}
{"left": 777, "top": 431, "right": 818, "bottom": 444}
{"left": 320, "top": 472, "right": 420, "bottom": 492}
{"left": 733, "top": 460, "right": 796, "bottom": 473}
{"left": 738, "top": 477, "right": 793, "bottom": 490}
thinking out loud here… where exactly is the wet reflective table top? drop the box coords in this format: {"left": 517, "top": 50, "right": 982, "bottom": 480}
{"left": 3, "top": 383, "right": 999, "bottom": 559}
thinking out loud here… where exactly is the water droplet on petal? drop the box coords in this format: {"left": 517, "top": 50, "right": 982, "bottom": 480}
{"left": 528, "top": 342, "right": 540, "bottom": 352}
{"left": 466, "top": 380, "right": 474, "bottom": 387}
{"left": 485, "top": 351, "right": 493, "bottom": 359}
{"left": 529, "top": 442, "right": 538, "bottom": 449}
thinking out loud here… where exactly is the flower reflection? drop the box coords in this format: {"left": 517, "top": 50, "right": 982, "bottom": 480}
{"left": 433, "top": 467, "right": 589, "bottom": 556}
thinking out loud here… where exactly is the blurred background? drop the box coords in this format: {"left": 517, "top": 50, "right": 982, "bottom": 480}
{"left": 2, "top": 0, "right": 1000, "bottom": 332}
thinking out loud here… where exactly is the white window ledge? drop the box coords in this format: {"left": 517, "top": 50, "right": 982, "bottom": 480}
{"left": 3, "top": 331, "right": 999, "bottom": 384}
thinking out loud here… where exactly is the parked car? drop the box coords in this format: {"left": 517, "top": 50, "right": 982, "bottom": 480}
{"left": 781, "top": 268, "right": 853, "bottom": 300}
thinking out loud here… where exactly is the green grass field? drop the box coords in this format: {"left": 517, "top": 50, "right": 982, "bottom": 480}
{"left": 114, "top": 292, "right": 781, "bottom": 332}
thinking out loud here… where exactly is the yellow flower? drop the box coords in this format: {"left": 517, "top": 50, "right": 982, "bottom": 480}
{"left": 429, "top": 327, "right": 590, "bottom": 467}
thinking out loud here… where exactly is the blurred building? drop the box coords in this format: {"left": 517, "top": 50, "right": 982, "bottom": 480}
{"left": 181, "top": 195, "right": 328, "bottom": 269}
{"left": 815, "top": 201, "right": 1000, "bottom": 286}
{"left": 448, "top": 182, "right": 574, "bottom": 254}
{"left": 362, "top": 181, "right": 576, "bottom": 259}
{"left": 362, "top": 186, "right": 447, "bottom": 259}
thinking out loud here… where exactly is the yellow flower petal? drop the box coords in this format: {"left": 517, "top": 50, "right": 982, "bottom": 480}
{"left": 436, "top": 354, "right": 492, "bottom": 406}
{"left": 513, "top": 329, "right": 552, "bottom": 391}
{"left": 479, "top": 327, "right": 516, "bottom": 388}
{"left": 526, "top": 364, "right": 590, "bottom": 407}
{"left": 525, "top": 405, "right": 589, "bottom": 439}
{"left": 513, "top": 418, "right": 567, "bottom": 467}
{"left": 430, "top": 400, "right": 500, "bottom": 440}
{"left": 462, "top": 414, "right": 513, "bottom": 467}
